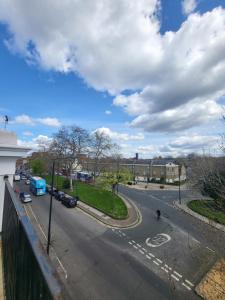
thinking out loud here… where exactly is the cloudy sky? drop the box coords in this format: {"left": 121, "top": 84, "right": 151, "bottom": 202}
{"left": 0, "top": 0, "right": 224, "bottom": 157}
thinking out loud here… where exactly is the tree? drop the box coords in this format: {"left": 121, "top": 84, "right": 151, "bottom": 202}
{"left": 89, "top": 131, "right": 116, "bottom": 181}
{"left": 188, "top": 155, "right": 225, "bottom": 209}
{"left": 50, "top": 125, "right": 90, "bottom": 190}
{"left": 30, "top": 158, "right": 46, "bottom": 176}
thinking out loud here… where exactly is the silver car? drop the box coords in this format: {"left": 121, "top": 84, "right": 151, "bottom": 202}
{"left": 20, "top": 192, "right": 32, "bottom": 203}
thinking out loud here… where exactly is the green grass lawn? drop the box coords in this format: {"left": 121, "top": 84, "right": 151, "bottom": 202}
{"left": 45, "top": 175, "right": 128, "bottom": 219}
{"left": 187, "top": 200, "right": 225, "bottom": 225}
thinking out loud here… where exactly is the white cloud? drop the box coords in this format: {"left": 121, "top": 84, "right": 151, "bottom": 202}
{"left": 130, "top": 100, "right": 223, "bottom": 132}
{"left": 36, "top": 117, "right": 61, "bottom": 127}
{"left": 1, "top": 2, "right": 225, "bottom": 132}
{"left": 22, "top": 131, "right": 33, "bottom": 136}
{"left": 18, "top": 134, "right": 52, "bottom": 150}
{"left": 14, "top": 114, "right": 61, "bottom": 127}
{"left": 182, "top": 0, "right": 197, "bottom": 15}
{"left": 105, "top": 110, "right": 112, "bottom": 115}
{"left": 96, "top": 127, "right": 145, "bottom": 141}
{"left": 15, "top": 114, "right": 34, "bottom": 125}
{"left": 168, "top": 134, "right": 218, "bottom": 150}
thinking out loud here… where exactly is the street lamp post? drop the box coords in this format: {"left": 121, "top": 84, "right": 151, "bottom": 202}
{"left": 47, "top": 160, "right": 55, "bottom": 255}
{"left": 178, "top": 165, "right": 181, "bottom": 204}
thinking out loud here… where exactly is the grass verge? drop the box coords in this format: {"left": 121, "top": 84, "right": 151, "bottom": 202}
{"left": 187, "top": 200, "right": 225, "bottom": 225}
{"left": 45, "top": 175, "right": 128, "bottom": 219}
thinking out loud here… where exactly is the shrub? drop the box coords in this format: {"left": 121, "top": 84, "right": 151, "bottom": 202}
{"left": 62, "top": 178, "right": 70, "bottom": 189}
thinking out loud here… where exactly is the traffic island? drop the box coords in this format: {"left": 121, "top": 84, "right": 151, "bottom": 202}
{"left": 195, "top": 259, "right": 225, "bottom": 300}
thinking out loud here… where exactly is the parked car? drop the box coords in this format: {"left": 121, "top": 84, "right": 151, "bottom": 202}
{"left": 19, "top": 192, "right": 32, "bottom": 203}
{"left": 14, "top": 174, "right": 20, "bottom": 181}
{"left": 21, "top": 175, "right": 27, "bottom": 180}
{"left": 61, "top": 195, "right": 77, "bottom": 208}
{"left": 48, "top": 187, "right": 58, "bottom": 196}
{"left": 55, "top": 191, "right": 65, "bottom": 201}
{"left": 25, "top": 179, "right": 30, "bottom": 185}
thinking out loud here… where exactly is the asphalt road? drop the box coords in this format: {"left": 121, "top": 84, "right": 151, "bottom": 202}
{"left": 15, "top": 181, "right": 225, "bottom": 300}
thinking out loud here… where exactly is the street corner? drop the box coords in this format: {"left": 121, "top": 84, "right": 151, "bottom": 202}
{"left": 195, "top": 258, "right": 225, "bottom": 300}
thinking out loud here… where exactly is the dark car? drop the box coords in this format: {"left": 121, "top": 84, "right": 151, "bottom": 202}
{"left": 61, "top": 195, "right": 77, "bottom": 208}
{"left": 19, "top": 192, "right": 32, "bottom": 203}
{"left": 55, "top": 191, "right": 65, "bottom": 201}
{"left": 48, "top": 187, "right": 58, "bottom": 196}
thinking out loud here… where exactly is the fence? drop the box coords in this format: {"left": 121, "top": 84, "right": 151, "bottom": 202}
{"left": 2, "top": 181, "right": 63, "bottom": 300}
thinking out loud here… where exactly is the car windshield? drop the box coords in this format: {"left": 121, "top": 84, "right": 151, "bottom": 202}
{"left": 24, "top": 194, "right": 31, "bottom": 198}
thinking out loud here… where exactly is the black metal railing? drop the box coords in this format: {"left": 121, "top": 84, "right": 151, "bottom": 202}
{"left": 2, "top": 181, "right": 63, "bottom": 300}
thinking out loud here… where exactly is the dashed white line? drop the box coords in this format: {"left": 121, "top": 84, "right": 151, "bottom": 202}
{"left": 142, "top": 248, "right": 147, "bottom": 252}
{"left": 139, "top": 250, "right": 145, "bottom": 255}
{"left": 153, "top": 260, "right": 160, "bottom": 266}
{"left": 148, "top": 253, "right": 155, "bottom": 258}
{"left": 161, "top": 267, "right": 169, "bottom": 273}
{"left": 171, "top": 274, "right": 180, "bottom": 282}
{"left": 185, "top": 279, "right": 194, "bottom": 287}
{"left": 122, "top": 232, "right": 126, "bottom": 236}
{"left": 146, "top": 255, "right": 152, "bottom": 260}
{"left": 206, "top": 246, "right": 215, "bottom": 253}
{"left": 173, "top": 271, "right": 182, "bottom": 278}
{"left": 128, "top": 241, "right": 133, "bottom": 245}
{"left": 156, "top": 258, "right": 163, "bottom": 264}
{"left": 133, "top": 245, "right": 138, "bottom": 249}
{"left": 182, "top": 283, "right": 192, "bottom": 290}
{"left": 165, "top": 264, "right": 172, "bottom": 271}
{"left": 132, "top": 240, "right": 135, "bottom": 243}
{"left": 137, "top": 243, "right": 142, "bottom": 248}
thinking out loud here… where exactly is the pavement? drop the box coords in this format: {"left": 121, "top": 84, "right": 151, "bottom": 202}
{"left": 77, "top": 192, "right": 141, "bottom": 228}
{"left": 174, "top": 198, "right": 225, "bottom": 233}
{"left": 123, "top": 182, "right": 188, "bottom": 191}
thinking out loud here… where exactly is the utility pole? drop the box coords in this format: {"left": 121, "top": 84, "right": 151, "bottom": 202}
{"left": 47, "top": 160, "right": 55, "bottom": 255}
{"left": 178, "top": 165, "right": 181, "bottom": 204}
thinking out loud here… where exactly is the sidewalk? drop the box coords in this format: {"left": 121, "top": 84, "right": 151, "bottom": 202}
{"left": 122, "top": 182, "right": 188, "bottom": 191}
{"left": 174, "top": 198, "right": 225, "bottom": 233}
{"left": 77, "top": 193, "right": 141, "bottom": 228}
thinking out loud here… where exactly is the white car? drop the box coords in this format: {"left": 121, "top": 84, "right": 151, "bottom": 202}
{"left": 25, "top": 179, "right": 30, "bottom": 185}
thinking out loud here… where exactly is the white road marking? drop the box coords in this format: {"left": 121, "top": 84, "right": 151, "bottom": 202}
{"left": 193, "top": 238, "right": 200, "bottom": 244}
{"left": 146, "top": 255, "right": 152, "bottom": 260}
{"left": 206, "top": 246, "right": 215, "bottom": 253}
{"left": 165, "top": 264, "right": 172, "bottom": 271}
{"left": 146, "top": 233, "right": 171, "bottom": 248}
{"left": 182, "top": 283, "right": 191, "bottom": 291}
{"left": 132, "top": 240, "right": 136, "bottom": 243}
{"left": 112, "top": 228, "right": 115, "bottom": 232}
{"left": 122, "top": 232, "right": 126, "bottom": 236}
{"left": 153, "top": 260, "right": 160, "bottom": 266}
{"left": 185, "top": 279, "right": 194, "bottom": 287}
{"left": 171, "top": 274, "right": 180, "bottom": 282}
{"left": 161, "top": 267, "right": 169, "bottom": 273}
{"left": 173, "top": 271, "right": 182, "bottom": 278}
{"left": 156, "top": 258, "right": 163, "bottom": 264}
{"left": 149, "top": 253, "right": 155, "bottom": 258}
{"left": 133, "top": 245, "right": 138, "bottom": 249}
{"left": 128, "top": 241, "right": 133, "bottom": 245}
{"left": 139, "top": 250, "right": 145, "bottom": 255}
{"left": 137, "top": 243, "right": 142, "bottom": 248}
{"left": 142, "top": 248, "right": 147, "bottom": 252}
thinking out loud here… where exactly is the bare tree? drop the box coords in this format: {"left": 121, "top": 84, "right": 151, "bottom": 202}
{"left": 89, "top": 131, "right": 116, "bottom": 181}
{"left": 50, "top": 125, "right": 90, "bottom": 190}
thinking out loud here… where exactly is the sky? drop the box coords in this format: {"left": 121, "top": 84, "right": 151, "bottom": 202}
{"left": 0, "top": 0, "right": 225, "bottom": 158}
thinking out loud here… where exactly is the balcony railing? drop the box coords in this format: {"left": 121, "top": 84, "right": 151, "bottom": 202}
{"left": 2, "top": 181, "right": 63, "bottom": 300}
